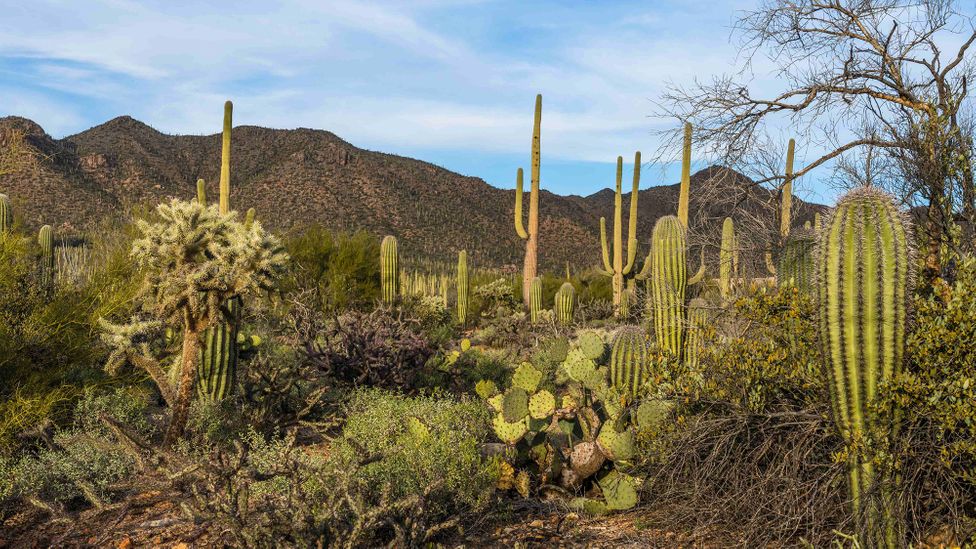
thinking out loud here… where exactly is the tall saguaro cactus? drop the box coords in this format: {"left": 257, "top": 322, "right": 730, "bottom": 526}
{"left": 198, "top": 100, "right": 240, "bottom": 402}
{"left": 38, "top": 224, "right": 54, "bottom": 289}
{"left": 0, "top": 193, "right": 12, "bottom": 233}
{"left": 219, "top": 101, "right": 232, "bottom": 215}
{"left": 456, "top": 250, "right": 469, "bottom": 325}
{"left": 816, "top": 187, "right": 913, "bottom": 546}
{"left": 381, "top": 236, "right": 399, "bottom": 304}
{"left": 598, "top": 152, "right": 641, "bottom": 314}
{"left": 610, "top": 326, "right": 650, "bottom": 399}
{"left": 678, "top": 123, "right": 692, "bottom": 228}
{"left": 780, "top": 138, "right": 795, "bottom": 240}
{"left": 719, "top": 217, "right": 738, "bottom": 299}
{"left": 514, "top": 94, "right": 542, "bottom": 307}
{"left": 639, "top": 215, "right": 704, "bottom": 357}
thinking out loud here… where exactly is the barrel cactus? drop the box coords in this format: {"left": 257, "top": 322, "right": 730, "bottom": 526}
{"left": 456, "top": 250, "right": 469, "bottom": 325}
{"left": 555, "top": 282, "right": 575, "bottom": 324}
{"left": 529, "top": 276, "right": 543, "bottom": 323}
{"left": 381, "top": 235, "right": 399, "bottom": 304}
{"left": 609, "top": 326, "right": 650, "bottom": 398}
{"left": 0, "top": 193, "right": 12, "bottom": 232}
{"left": 816, "top": 187, "right": 913, "bottom": 546}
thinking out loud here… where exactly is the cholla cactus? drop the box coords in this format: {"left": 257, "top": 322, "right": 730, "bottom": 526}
{"left": 102, "top": 198, "right": 288, "bottom": 445}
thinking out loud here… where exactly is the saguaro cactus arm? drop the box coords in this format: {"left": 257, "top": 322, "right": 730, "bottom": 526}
{"left": 678, "top": 122, "right": 692, "bottom": 228}
{"left": 624, "top": 151, "right": 641, "bottom": 274}
{"left": 599, "top": 217, "right": 613, "bottom": 275}
{"left": 780, "top": 138, "right": 795, "bottom": 239}
{"left": 514, "top": 168, "right": 528, "bottom": 239}
{"left": 219, "top": 100, "right": 232, "bottom": 215}
{"left": 688, "top": 248, "right": 706, "bottom": 285}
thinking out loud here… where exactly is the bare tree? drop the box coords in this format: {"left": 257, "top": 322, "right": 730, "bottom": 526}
{"left": 661, "top": 0, "right": 976, "bottom": 282}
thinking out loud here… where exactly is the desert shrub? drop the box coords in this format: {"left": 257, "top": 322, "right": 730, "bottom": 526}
{"left": 472, "top": 276, "right": 520, "bottom": 321}
{"left": 299, "top": 305, "right": 434, "bottom": 391}
{"left": 0, "top": 387, "right": 153, "bottom": 514}
{"left": 185, "top": 390, "right": 497, "bottom": 547}
{"left": 420, "top": 342, "right": 511, "bottom": 394}
{"left": 282, "top": 226, "right": 380, "bottom": 312}
{"left": 399, "top": 294, "right": 456, "bottom": 347}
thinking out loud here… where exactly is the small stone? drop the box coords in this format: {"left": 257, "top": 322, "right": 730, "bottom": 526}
{"left": 529, "top": 519, "right": 544, "bottom": 528}
{"left": 116, "top": 538, "right": 132, "bottom": 549}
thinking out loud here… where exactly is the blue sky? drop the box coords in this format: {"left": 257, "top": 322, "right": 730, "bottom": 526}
{"left": 1, "top": 0, "right": 837, "bottom": 203}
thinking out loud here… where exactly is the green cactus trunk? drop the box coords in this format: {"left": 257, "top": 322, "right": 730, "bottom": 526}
{"left": 555, "top": 281, "right": 575, "bottom": 324}
{"left": 685, "top": 298, "right": 707, "bottom": 371}
{"left": 244, "top": 207, "right": 255, "bottom": 228}
{"left": 381, "top": 236, "right": 399, "bottom": 304}
{"left": 456, "top": 250, "right": 468, "bottom": 325}
{"left": 440, "top": 274, "right": 449, "bottom": 308}
{"left": 645, "top": 216, "right": 702, "bottom": 358}
{"left": 197, "top": 297, "right": 241, "bottom": 401}
{"left": 817, "top": 187, "right": 913, "bottom": 547}
{"left": 38, "top": 224, "right": 54, "bottom": 289}
{"left": 780, "top": 138, "right": 795, "bottom": 240}
{"left": 196, "top": 179, "right": 207, "bottom": 206}
{"left": 678, "top": 123, "right": 692, "bottom": 228}
{"left": 598, "top": 153, "right": 640, "bottom": 315}
{"left": 0, "top": 193, "right": 12, "bottom": 233}
{"left": 529, "top": 276, "right": 543, "bottom": 323}
{"left": 198, "top": 100, "right": 241, "bottom": 401}
{"left": 514, "top": 95, "right": 542, "bottom": 308}
{"left": 610, "top": 326, "right": 649, "bottom": 398}
{"left": 778, "top": 228, "right": 816, "bottom": 293}
{"left": 719, "top": 217, "right": 737, "bottom": 299}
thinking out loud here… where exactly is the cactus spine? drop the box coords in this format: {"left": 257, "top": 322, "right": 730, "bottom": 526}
{"left": 529, "top": 276, "right": 543, "bottom": 323}
{"left": 678, "top": 122, "right": 692, "bottom": 228}
{"left": 456, "top": 250, "right": 468, "bottom": 325}
{"left": 196, "top": 179, "right": 207, "bottom": 206}
{"left": 514, "top": 94, "right": 542, "bottom": 307}
{"left": 38, "top": 224, "right": 54, "bottom": 289}
{"left": 380, "top": 236, "right": 399, "bottom": 304}
{"left": 719, "top": 217, "right": 738, "bottom": 299}
{"left": 555, "top": 282, "right": 575, "bottom": 324}
{"left": 610, "top": 326, "right": 650, "bottom": 398}
{"left": 198, "top": 100, "right": 240, "bottom": 401}
{"left": 641, "top": 216, "right": 703, "bottom": 358}
{"left": 817, "top": 187, "right": 913, "bottom": 546}
{"left": 599, "top": 152, "right": 641, "bottom": 315}
{"left": 1, "top": 193, "right": 12, "bottom": 232}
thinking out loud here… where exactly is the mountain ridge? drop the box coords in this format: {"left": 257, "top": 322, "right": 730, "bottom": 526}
{"left": 0, "top": 115, "right": 825, "bottom": 270}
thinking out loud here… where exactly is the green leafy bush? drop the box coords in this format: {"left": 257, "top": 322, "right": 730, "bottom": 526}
{"left": 283, "top": 226, "right": 380, "bottom": 312}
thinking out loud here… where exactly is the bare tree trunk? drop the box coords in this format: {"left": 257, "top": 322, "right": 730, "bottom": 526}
{"left": 923, "top": 198, "right": 944, "bottom": 284}
{"left": 163, "top": 324, "right": 201, "bottom": 447}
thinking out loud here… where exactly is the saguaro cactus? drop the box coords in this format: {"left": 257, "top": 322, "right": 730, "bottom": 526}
{"left": 456, "top": 250, "right": 469, "bottom": 325}
{"left": 816, "top": 187, "right": 913, "bottom": 546}
{"left": 598, "top": 152, "right": 641, "bottom": 315}
{"left": 610, "top": 326, "right": 650, "bottom": 398}
{"left": 529, "top": 276, "right": 543, "bottom": 323}
{"left": 514, "top": 94, "right": 542, "bottom": 308}
{"left": 685, "top": 298, "right": 707, "bottom": 370}
{"left": 38, "top": 224, "right": 54, "bottom": 288}
{"left": 0, "top": 193, "right": 12, "bottom": 233}
{"left": 244, "top": 208, "right": 255, "bottom": 229}
{"left": 381, "top": 235, "right": 399, "bottom": 304}
{"left": 639, "top": 215, "right": 704, "bottom": 358}
{"left": 196, "top": 179, "right": 207, "bottom": 206}
{"left": 219, "top": 101, "right": 232, "bottom": 215}
{"left": 678, "top": 123, "right": 692, "bottom": 228}
{"left": 780, "top": 138, "right": 795, "bottom": 240}
{"left": 719, "top": 217, "right": 738, "bottom": 299}
{"left": 199, "top": 100, "right": 241, "bottom": 402}
{"left": 778, "top": 227, "right": 816, "bottom": 293}
{"left": 555, "top": 281, "right": 575, "bottom": 324}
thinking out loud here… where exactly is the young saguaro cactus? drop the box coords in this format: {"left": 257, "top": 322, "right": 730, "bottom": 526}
{"left": 219, "top": 101, "right": 232, "bottom": 215}
{"left": 38, "top": 224, "right": 54, "bottom": 288}
{"left": 719, "top": 217, "right": 738, "bottom": 299}
{"left": 685, "top": 298, "right": 707, "bottom": 370}
{"left": 514, "top": 94, "right": 542, "bottom": 308}
{"left": 778, "top": 227, "right": 816, "bottom": 293}
{"left": 456, "top": 250, "right": 469, "bottom": 325}
{"left": 381, "top": 235, "right": 399, "bottom": 304}
{"left": 0, "top": 193, "right": 12, "bottom": 233}
{"left": 816, "top": 187, "right": 913, "bottom": 546}
{"left": 555, "top": 281, "right": 575, "bottom": 324}
{"left": 598, "top": 153, "right": 641, "bottom": 315}
{"left": 678, "top": 122, "right": 692, "bottom": 228}
{"left": 638, "top": 215, "right": 704, "bottom": 358}
{"left": 780, "top": 138, "right": 795, "bottom": 240}
{"left": 610, "top": 326, "right": 650, "bottom": 399}
{"left": 196, "top": 179, "right": 207, "bottom": 206}
{"left": 529, "top": 276, "right": 543, "bottom": 323}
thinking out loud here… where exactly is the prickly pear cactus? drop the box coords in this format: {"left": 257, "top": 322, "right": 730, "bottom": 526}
{"left": 502, "top": 387, "right": 530, "bottom": 422}
{"left": 528, "top": 390, "right": 556, "bottom": 419}
{"left": 578, "top": 331, "right": 606, "bottom": 361}
{"left": 512, "top": 362, "right": 543, "bottom": 393}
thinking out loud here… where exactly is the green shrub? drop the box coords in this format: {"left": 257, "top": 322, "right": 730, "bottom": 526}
{"left": 283, "top": 226, "right": 380, "bottom": 312}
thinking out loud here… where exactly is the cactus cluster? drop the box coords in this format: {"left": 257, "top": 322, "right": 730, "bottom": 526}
{"left": 477, "top": 329, "right": 660, "bottom": 511}
{"left": 816, "top": 187, "right": 913, "bottom": 546}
